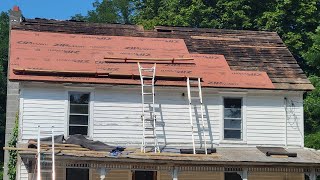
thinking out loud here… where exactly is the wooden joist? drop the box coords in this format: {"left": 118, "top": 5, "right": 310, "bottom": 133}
{"left": 3, "top": 146, "right": 104, "bottom": 153}
{"left": 27, "top": 141, "right": 83, "bottom": 148}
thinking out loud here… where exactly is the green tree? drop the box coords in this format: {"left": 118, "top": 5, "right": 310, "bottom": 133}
{"left": 303, "top": 27, "right": 320, "bottom": 149}
{"left": 256, "top": 0, "right": 320, "bottom": 68}
{"left": 0, "top": 11, "right": 9, "bottom": 162}
{"left": 304, "top": 76, "right": 320, "bottom": 133}
{"left": 0, "top": 11, "right": 9, "bottom": 179}
{"left": 133, "top": 0, "right": 219, "bottom": 29}
{"left": 72, "top": 0, "right": 134, "bottom": 24}
{"left": 304, "top": 27, "right": 320, "bottom": 75}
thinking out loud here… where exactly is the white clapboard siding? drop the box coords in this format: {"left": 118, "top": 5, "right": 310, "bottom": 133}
{"left": 18, "top": 161, "right": 29, "bottom": 180}
{"left": 246, "top": 95, "right": 303, "bottom": 146}
{"left": 20, "top": 85, "right": 304, "bottom": 148}
{"left": 286, "top": 95, "right": 304, "bottom": 146}
{"left": 21, "top": 87, "right": 66, "bottom": 141}
{"left": 93, "top": 88, "right": 220, "bottom": 147}
{"left": 246, "top": 96, "right": 286, "bottom": 145}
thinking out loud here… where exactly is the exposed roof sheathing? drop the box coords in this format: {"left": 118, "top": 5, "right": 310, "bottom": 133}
{"left": 18, "top": 147, "right": 320, "bottom": 168}
{"left": 9, "top": 30, "right": 274, "bottom": 89}
{"left": 10, "top": 18, "right": 313, "bottom": 90}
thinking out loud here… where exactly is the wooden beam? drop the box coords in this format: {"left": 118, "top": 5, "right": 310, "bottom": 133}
{"left": 13, "top": 68, "right": 200, "bottom": 81}
{"left": 103, "top": 57, "right": 194, "bottom": 61}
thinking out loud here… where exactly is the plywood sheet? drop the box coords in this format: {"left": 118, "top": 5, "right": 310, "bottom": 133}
{"left": 9, "top": 30, "right": 274, "bottom": 89}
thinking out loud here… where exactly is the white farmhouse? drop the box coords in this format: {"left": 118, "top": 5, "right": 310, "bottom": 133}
{"left": 4, "top": 6, "right": 320, "bottom": 180}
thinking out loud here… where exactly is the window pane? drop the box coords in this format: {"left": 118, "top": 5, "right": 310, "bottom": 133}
{"left": 224, "top": 108, "right": 241, "bottom": 118}
{"left": 69, "top": 126, "right": 88, "bottom": 135}
{"left": 134, "top": 171, "right": 156, "bottom": 180}
{"left": 70, "top": 104, "right": 89, "bottom": 114}
{"left": 224, "top": 98, "right": 241, "bottom": 108}
{"left": 66, "top": 168, "right": 89, "bottom": 180}
{"left": 224, "top": 119, "right": 241, "bottom": 129}
{"left": 225, "top": 172, "right": 242, "bottom": 180}
{"left": 69, "top": 115, "right": 88, "bottom": 125}
{"left": 224, "top": 130, "right": 241, "bottom": 139}
{"left": 70, "top": 93, "right": 89, "bottom": 104}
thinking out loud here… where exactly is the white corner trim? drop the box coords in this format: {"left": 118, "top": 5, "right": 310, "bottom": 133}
{"left": 18, "top": 88, "right": 24, "bottom": 142}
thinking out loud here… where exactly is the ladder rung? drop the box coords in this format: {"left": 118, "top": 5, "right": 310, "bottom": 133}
{"left": 40, "top": 131, "right": 53, "bottom": 134}
{"left": 40, "top": 160, "right": 53, "bottom": 163}
{"left": 143, "top": 110, "right": 154, "bottom": 112}
{"left": 143, "top": 93, "right": 153, "bottom": 95}
{"left": 145, "top": 118, "right": 155, "bottom": 121}
{"left": 188, "top": 79, "right": 199, "bottom": 83}
{"left": 143, "top": 84, "right": 153, "bottom": 87}
{"left": 196, "top": 114, "right": 207, "bottom": 117}
{"left": 145, "top": 145, "right": 156, "bottom": 147}
{"left": 144, "top": 101, "right": 154, "bottom": 104}
{"left": 145, "top": 127, "right": 155, "bottom": 130}
{"left": 190, "top": 88, "right": 199, "bottom": 92}
{"left": 191, "top": 97, "right": 201, "bottom": 100}
{"left": 41, "top": 169, "right": 53, "bottom": 173}
{"left": 142, "top": 76, "right": 153, "bottom": 79}
{"left": 141, "top": 68, "right": 154, "bottom": 71}
{"left": 144, "top": 135, "right": 156, "bottom": 138}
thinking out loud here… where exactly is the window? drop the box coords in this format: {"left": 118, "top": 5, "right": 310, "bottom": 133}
{"left": 69, "top": 92, "right": 90, "bottom": 136}
{"left": 224, "top": 172, "right": 242, "bottom": 180}
{"left": 66, "top": 168, "right": 89, "bottom": 180}
{"left": 223, "top": 98, "right": 242, "bottom": 140}
{"left": 132, "top": 171, "right": 157, "bottom": 180}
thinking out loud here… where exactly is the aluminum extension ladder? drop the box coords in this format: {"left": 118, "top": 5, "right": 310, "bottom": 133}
{"left": 36, "top": 126, "right": 56, "bottom": 180}
{"left": 187, "top": 77, "right": 208, "bottom": 154}
{"left": 138, "top": 62, "right": 160, "bottom": 153}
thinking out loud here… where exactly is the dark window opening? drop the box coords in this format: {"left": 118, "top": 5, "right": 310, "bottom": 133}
{"left": 225, "top": 172, "right": 242, "bottom": 180}
{"left": 133, "top": 171, "right": 157, "bottom": 180}
{"left": 66, "top": 168, "right": 89, "bottom": 180}
{"left": 68, "top": 92, "right": 90, "bottom": 136}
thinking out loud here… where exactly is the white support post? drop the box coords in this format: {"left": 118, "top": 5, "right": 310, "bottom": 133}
{"left": 98, "top": 168, "right": 109, "bottom": 180}
{"left": 37, "top": 126, "right": 41, "bottom": 180}
{"left": 237, "top": 168, "right": 248, "bottom": 180}
{"left": 171, "top": 168, "right": 179, "bottom": 180}
{"left": 306, "top": 169, "right": 317, "bottom": 180}
{"left": 51, "top": 126, "right": 55, "bottom": 180}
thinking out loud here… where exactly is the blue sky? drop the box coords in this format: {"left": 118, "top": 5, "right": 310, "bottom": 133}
{"left": 0, "top": 0, "right": 97, "bottom": 20}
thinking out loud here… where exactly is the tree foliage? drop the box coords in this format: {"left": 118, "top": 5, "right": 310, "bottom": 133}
{"left": 304, "top": 76, "right": 320, "bottom": 133}
{"left": 0, "top": 11, "right": 9, "bottom": 162}
{"left": 304, "top": 27, "right": 320, "bottom": 74}
{"left": 303, "top": 26, "right": 320, "bottom": 147}
{"left": 72, "top": 0, "right": 134, "bottom": 24}
{"left": 7, "top": 113, "right": 18, "bottom": 180}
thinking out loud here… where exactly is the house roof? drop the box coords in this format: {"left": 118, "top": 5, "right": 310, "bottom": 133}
{"left": 9, "top": 18, "right": 314, "bottom": 91}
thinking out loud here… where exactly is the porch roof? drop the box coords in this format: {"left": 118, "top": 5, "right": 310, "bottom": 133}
{"left": 17, "top": 147, "right": 320, "bottom": 168}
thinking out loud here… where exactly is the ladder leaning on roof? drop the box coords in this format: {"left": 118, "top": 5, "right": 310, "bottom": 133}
{"left": 36, "top": 126, "right": 55, "bottom": 180}
{"left": 138, "top": 62, "right": 160, "bottom": 153}
{"left": 187, "top": 77, "right": 208, "bottom": 154}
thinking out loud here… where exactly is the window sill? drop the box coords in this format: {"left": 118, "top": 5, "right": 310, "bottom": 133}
{"left": 219, "top": 140, "right": 247, "bottom": 145}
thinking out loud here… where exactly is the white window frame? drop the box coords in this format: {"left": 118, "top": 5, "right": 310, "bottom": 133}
{"left": 64, "top": 87, "right": 94, "bottom": 138}
{"left": 219, "top": 94, "right": 247, "bottom": 144}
